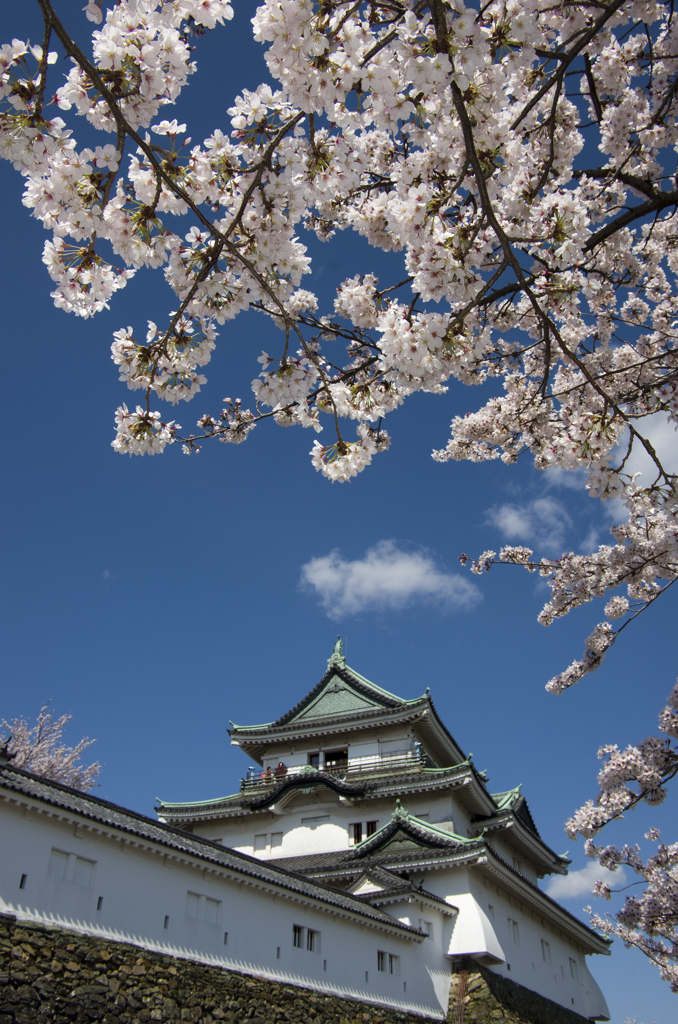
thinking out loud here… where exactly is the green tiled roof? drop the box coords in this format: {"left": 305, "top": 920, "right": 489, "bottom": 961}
{"left": 230, "top": 644, "right": 427, "bottom": 733}
{"left": 491, "top": 785, "right": 522, "bottom": 810}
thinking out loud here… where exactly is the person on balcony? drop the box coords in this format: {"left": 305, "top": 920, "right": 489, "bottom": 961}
{"left": 275, "top": 761, "right": 288, "bottom": 779}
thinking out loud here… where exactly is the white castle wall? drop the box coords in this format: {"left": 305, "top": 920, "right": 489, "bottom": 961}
{"left": 192, "top": 790, "right": 464, "bottom": 859}
{"left": 0, "top": 797, "right": 452, "bottom": 1019}
{"left": 424, "top": 866, "right": 608, "bottom": 1020}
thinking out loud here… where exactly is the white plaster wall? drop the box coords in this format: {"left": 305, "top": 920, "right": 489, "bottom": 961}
{"left": 194, "top": 791, "right": 468, "bottom": 859}
{"left": 0, "top": 799, "right": 449, "bottom": 1019}
{"left": 425, "top": 867, "right": 608, "bottom": 1020}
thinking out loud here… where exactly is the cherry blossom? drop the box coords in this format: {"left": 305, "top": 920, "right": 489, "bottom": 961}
{"left": 3, "top": 0, "right": 678, "bottom": 981}
{"left": 1, "top": 706, "right": 100, "bottom": 791}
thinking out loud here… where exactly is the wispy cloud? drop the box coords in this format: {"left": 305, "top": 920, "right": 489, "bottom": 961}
{"left": 300, "top": 540, "right": 480, "bottom": 619}
{"left": 484, "top": 496, "right": 572, "bottom": 554}
{"left": 613, "top": 412, "right": 678, "bottom": 483}
{"left": 545, "top": 860, "right": 627, "bottom": 900}
{"left": 543, "top": 467, "right": 588, "bottom": 491}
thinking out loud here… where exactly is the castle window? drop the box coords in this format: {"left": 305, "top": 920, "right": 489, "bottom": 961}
{"left": 293, "top": 925, "right": 304, "bottom": 948}
{"left": 186, "top": 891, "right": 221, "bottom": 922}
{"left": 254, "top": 834, "right": 268, "bottom": 851}
{"left": 508, "top": 918, "right": 520, "bottom": 945}
{"left": 377, "top": 951, "right": 399, "bottom": 974}
{"left": 308, "top": 752, "right": 320, "bottom": 768}
{"left": 73, "top": 856, "right": 94, "bottom": 886}
{"left": 351, "top": 823, "right": 363, "bottom": 845}
{"left": 47, "top": 849, "right": 95, "bottom": 885}
{"left": 301, "top": 815, "right": 330, "bottom": 830}
{"left": 569, "top": 957, "right": 580, "bottom": 983}
{"left": 48, "top": 849, "right": 69, "bottom": 880}
{"left": 271, "top": 832, "right": 283, "bottom": 849}
{"left": 541, "top": 940, "right": 552, "bottom": 964}
{"left": 419, "top": 920, "right": 432, "bottom": 938}
{"left": 366, "top": 821, "right": 378, "bottom": 837}
{"left": 307, "top": 929, "right": 320, "bottom": 952}
{"left": 204, "top": 897, "right": 220, "bottom": 924}
{"left": 186, "top": 892, "right": 200, "bottom": 918}
{"left": 324, "top": 748, "right": 348, "bottom": 768}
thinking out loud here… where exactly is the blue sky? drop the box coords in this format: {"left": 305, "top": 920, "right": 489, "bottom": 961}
{"left": 1, "top": 3, "right": 676, "bottom": 1020}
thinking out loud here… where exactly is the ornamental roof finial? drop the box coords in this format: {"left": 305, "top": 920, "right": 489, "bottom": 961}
{"left": 327, "top": 635, "right": 346, "bottom": 668}
{"left": 392, "top": 798, "right": 409, "bottom": 822}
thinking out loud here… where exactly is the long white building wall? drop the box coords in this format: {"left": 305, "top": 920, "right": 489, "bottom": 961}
{"left": 0, "top": 798, "right": 451, "bottom": 1019}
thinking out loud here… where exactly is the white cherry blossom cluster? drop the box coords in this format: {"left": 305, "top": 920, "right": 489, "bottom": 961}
{"left": 566, "top": 683, "right": 678, "bottom": 989}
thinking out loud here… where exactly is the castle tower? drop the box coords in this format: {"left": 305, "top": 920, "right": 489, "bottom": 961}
{"left": 157, "top": 641, "right": 610, "bottom": 1021}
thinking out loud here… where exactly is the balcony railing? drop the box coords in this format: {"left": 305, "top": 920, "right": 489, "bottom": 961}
{"left": 239, "top": 749, "right": 437, "bottom": 793}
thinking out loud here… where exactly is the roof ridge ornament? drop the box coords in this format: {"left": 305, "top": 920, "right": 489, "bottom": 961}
{"left": 0, "top": 740, "right": 15, "bottom": 766}
{"left": 391, "top": 798, "right": 410, "bottom": 822}
{"left": 327, "top": 635, "right": 347, "bottom": 669}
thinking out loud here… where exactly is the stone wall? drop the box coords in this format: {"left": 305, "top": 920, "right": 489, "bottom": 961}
{"left": 0, "top": 914, "right": 431, "bottom": 1024}
{"left": 446, "top": 960, "right": 590, "bottom": 1024}
{"left": 0, "top": 916, "right": 591, "bottom": 1024}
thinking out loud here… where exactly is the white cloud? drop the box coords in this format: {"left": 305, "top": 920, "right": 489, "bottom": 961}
{"left": 579, "top": 526, "right": 600, "bottom": 554}
{"left": 484, "top": 496, "right": 572, "bottom": 554}
{"left": 545, "top": 861, "right": 627, "bottom": 900}
{"left": 543, "top": 467, "right": 588, "bottom": 491}
{"left": 300, "top": 540, "right": 480, "bottom": 619}
{"left": 615, "top": 412, "right": 678, "bottom": 482}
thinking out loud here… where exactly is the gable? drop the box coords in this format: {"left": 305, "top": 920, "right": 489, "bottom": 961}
{"left": 377, "top": 830, "right": 428, "bottom": 852}
{"left": 357, "top": 824, "right": 433, "bottom": 856}
{"left": 352, "top": 878, "right": 385, "bottom": 894}
{"left": 289, "top": 674, "right": 389, "bottom": 721}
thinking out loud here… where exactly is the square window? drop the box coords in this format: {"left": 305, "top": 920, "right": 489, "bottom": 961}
{"left": 204, "top": 897, "right": 220, "bottom": 924}
{"left": 271, "top": 832, "right": 283, "bottom": 849}
{"left": 73, "top": 856, "right": 95, "bottom": 887}
{"left": 419, "top": 920, "right": 432, "bottom": 939}
{"left": 48, "top": 849, "right": 68, "bottom": 880}
{"left": 254, "top": 834, "right": 268, "bottom": 852}
{"left": 308, "top": 753, "right": 320, "bottom": 768}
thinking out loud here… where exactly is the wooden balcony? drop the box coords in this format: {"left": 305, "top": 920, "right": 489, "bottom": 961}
{"left": 239, "top": 749, "right": 437, "bottom": 792}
